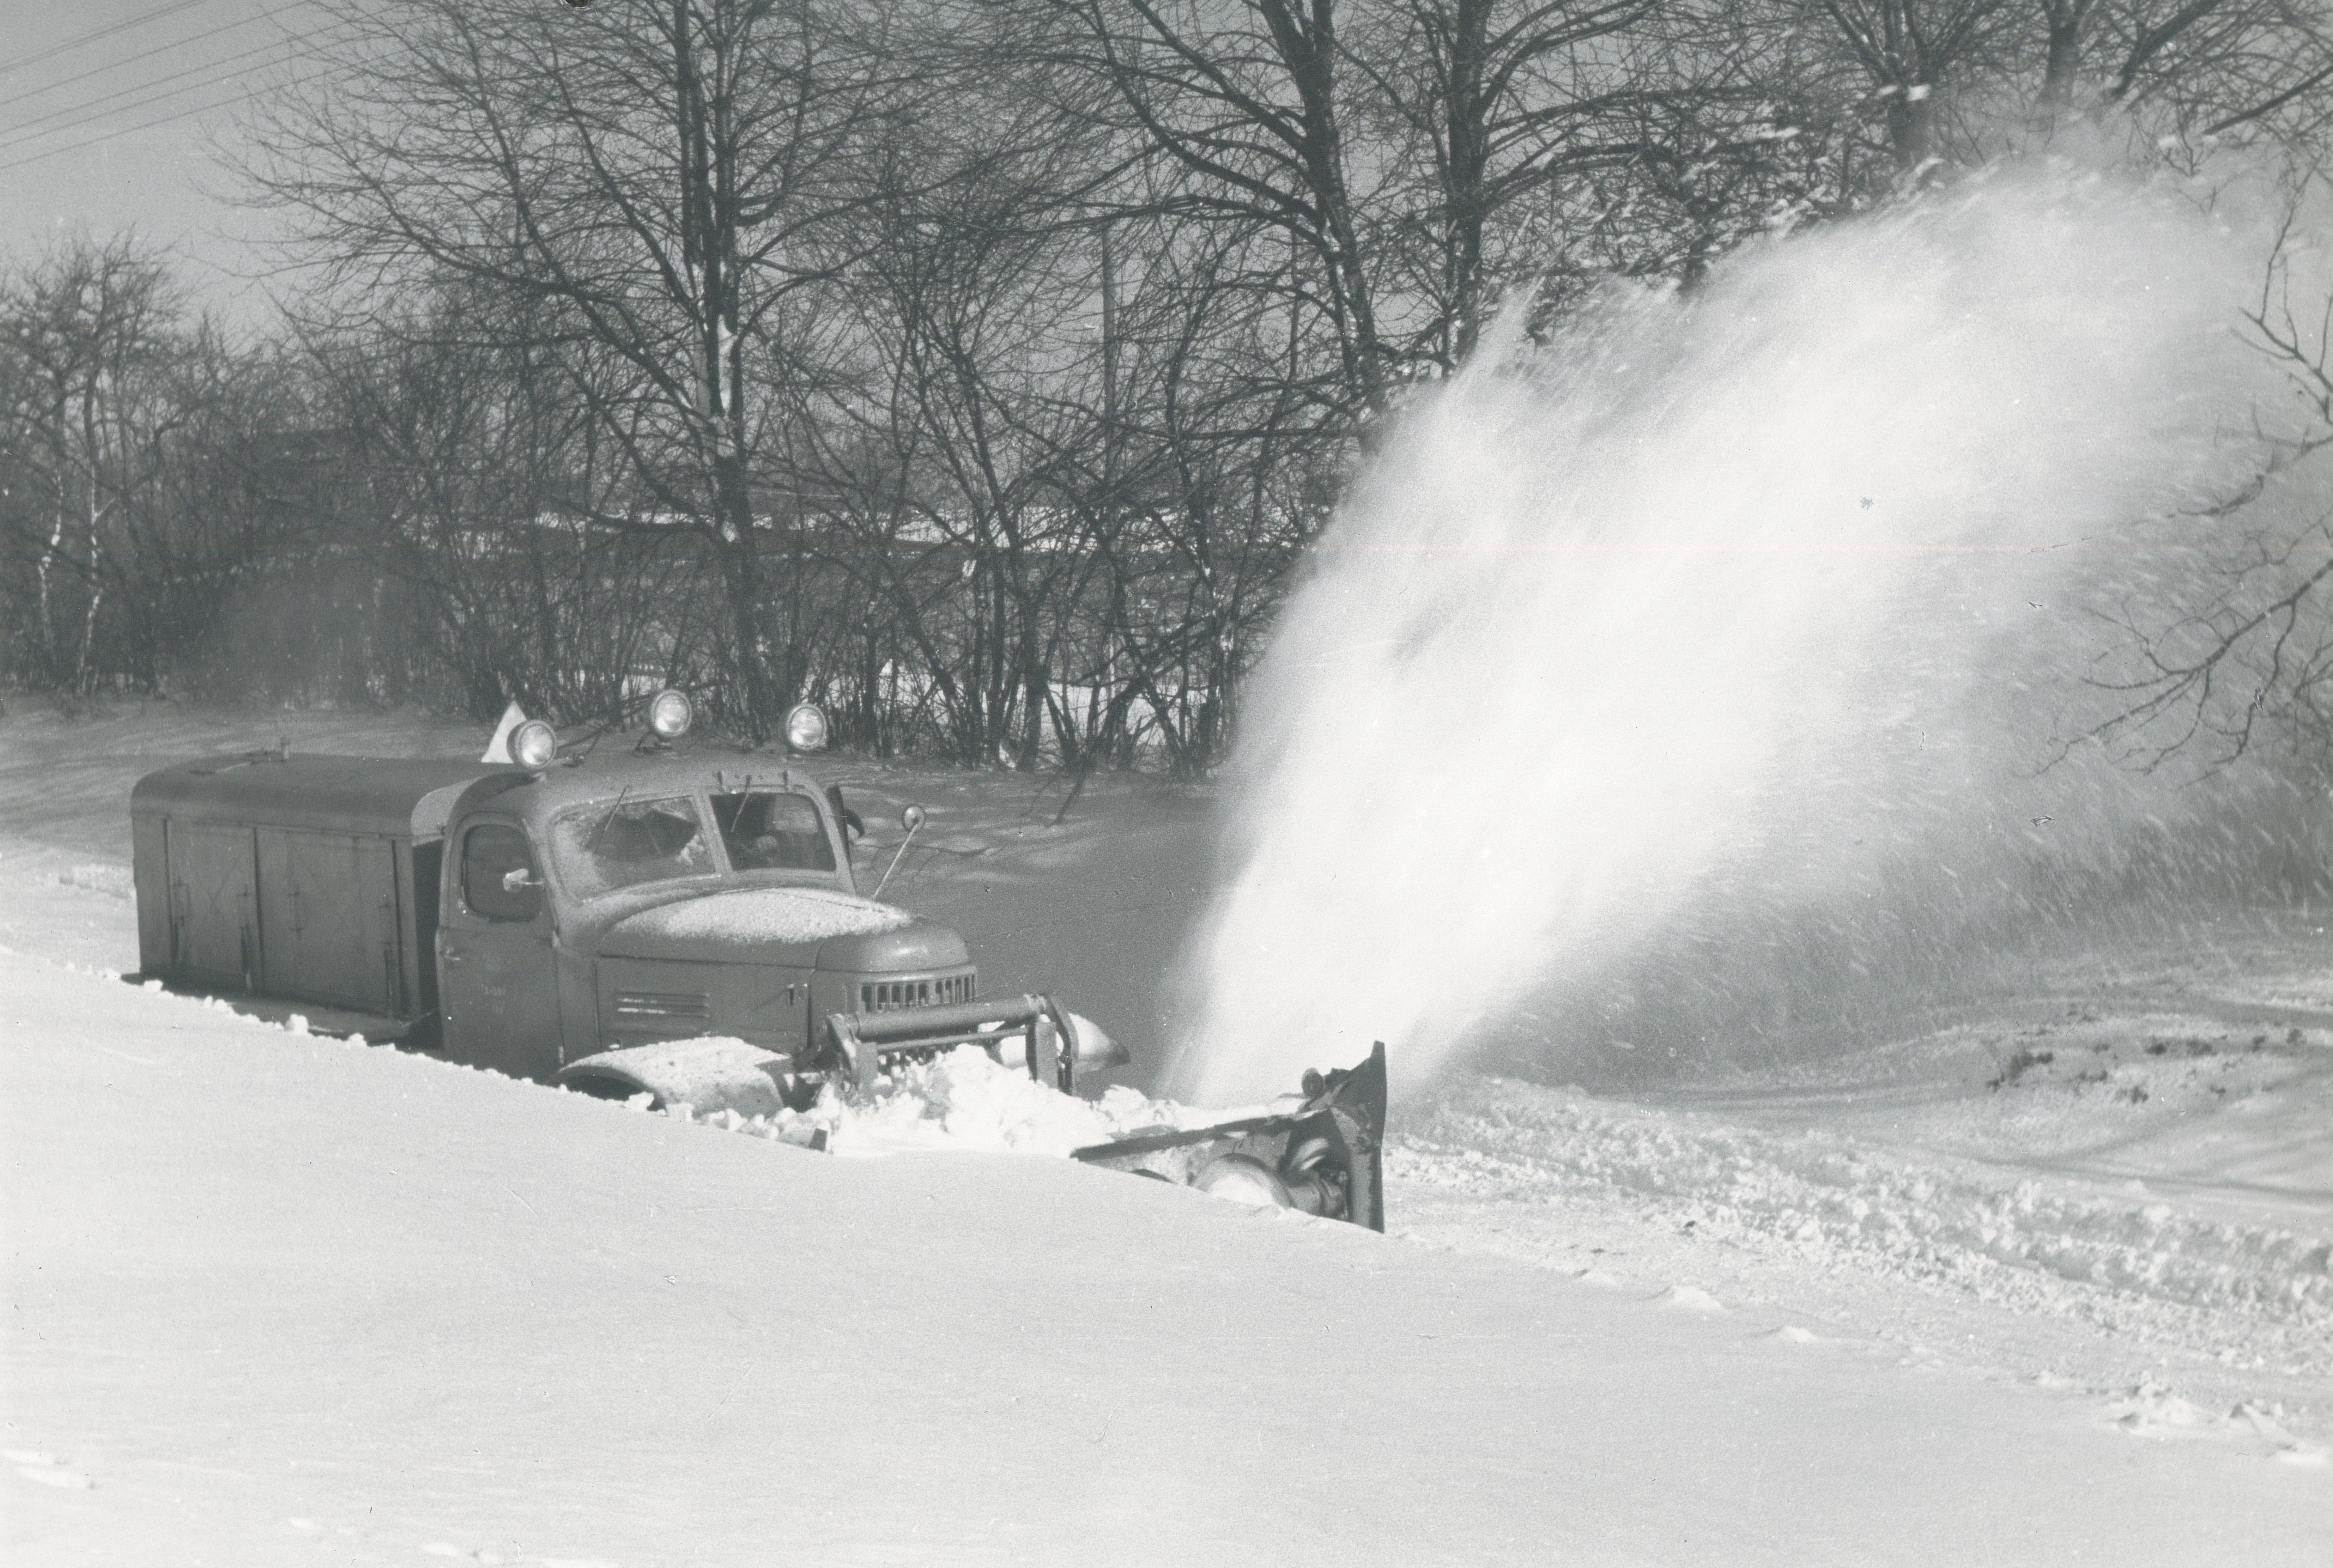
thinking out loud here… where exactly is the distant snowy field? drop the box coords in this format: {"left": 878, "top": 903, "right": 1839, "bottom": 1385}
{"left": 4, "top": 703, "right": 2327, "bottom": 1564}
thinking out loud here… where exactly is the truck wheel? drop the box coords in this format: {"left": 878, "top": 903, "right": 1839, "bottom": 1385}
{"left": 562, "top": 1070, "right": 661, "bottom": 1110}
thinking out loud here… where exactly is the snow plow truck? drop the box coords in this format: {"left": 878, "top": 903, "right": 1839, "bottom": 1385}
{"left": 127, "top": 692, "right": 1385, "bottom": 1228}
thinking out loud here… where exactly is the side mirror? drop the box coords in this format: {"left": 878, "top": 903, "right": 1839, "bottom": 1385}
{"left": 502, "top": 867, "right": 545, "bottom": 893}
{"left": 870, "top": 805, "right": 928, "bottom": 901}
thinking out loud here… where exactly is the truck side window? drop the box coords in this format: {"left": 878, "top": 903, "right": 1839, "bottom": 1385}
{"left": 462, "top": 823, "right": 541, "bottom": 923}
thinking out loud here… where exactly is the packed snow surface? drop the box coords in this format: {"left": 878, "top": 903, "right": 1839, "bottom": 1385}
{"left": 7, "top": 948, "right": 2328, "bottom": 1567}
{"left": 1396, "top": 1032, "right": 2333, "bottom": 1376}
{"left": 620, "top": 885, "right": 913, "bottom": 944}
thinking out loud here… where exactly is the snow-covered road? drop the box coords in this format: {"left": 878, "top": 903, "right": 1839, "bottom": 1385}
{"left": 7, "top": 947, "right": 2327, "bottom": 1567}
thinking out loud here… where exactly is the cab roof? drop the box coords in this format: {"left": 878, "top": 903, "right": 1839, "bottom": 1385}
{"left": 495, "top": 743, "right": 834, "bottom": 821}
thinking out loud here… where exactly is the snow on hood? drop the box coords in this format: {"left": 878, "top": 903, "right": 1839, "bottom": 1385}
{"left": 622, "top": 887, "right": 914, "bottom": 946}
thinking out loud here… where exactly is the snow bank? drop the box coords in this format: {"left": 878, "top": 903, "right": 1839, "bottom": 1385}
{"left": 9, "top": 948, "right": 2328, "bottom": 1568}
{"left": 651, "top": 1041, "right": 1268, "bottom": 1161}
{"left": 4, "top": 708, "right": 2329, "bottom": 1562}
{"left": 788, "top": 1047, "right": 1181, "bottom": 1155}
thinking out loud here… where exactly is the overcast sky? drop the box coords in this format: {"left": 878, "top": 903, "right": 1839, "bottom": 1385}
{"left": 0, "top": 0, "right": 332, "bottom": 330}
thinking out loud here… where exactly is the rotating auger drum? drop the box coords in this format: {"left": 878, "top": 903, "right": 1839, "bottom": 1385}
{"left": 1070, "top": 1044, "right": 1388, "bottom": 1232}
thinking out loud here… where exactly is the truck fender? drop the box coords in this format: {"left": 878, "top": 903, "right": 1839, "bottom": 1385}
{"left": 557, "top": 1037, "right": 797, "bottom": 1118}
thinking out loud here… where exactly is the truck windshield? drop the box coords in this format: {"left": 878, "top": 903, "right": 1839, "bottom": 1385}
{"left": 553, "top": 796, "right": 716, "bottom": 897}
{"left": 710, "top": 790, "right": 835, "bottom": 872}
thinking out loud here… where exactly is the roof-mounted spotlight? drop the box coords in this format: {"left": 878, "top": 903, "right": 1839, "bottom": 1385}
{"left": 510, "top": 719, "right": 559, "bottom": 770}
{"left": 784, "top": 702, "right": 829, "bottom": 753}
{"left": 647, "top": 688, "right": 695, "bottom": 740}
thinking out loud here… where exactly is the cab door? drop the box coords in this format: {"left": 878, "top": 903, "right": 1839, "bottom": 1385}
{"left": 438, "top": 814, "right": 564, "bottom": 1080}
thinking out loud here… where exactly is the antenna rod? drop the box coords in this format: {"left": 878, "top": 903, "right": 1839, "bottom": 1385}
{"left": 871, "top": 811, "right": 924, "bottom": 902}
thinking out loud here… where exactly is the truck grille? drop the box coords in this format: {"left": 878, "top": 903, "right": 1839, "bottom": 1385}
{"left": 612, "top": 990, "right": 711, "bottom": 1024}
{"left": 859, "top": 973, "right": 975, "bottom": 1013}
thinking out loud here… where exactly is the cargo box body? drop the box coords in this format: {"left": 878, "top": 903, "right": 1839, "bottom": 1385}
{"left": 131, "top": 755, "right": 509, "bottom": 1023}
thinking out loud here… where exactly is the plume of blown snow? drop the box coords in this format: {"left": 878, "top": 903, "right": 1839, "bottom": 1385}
{"left": 1168, "top": 166, "right": 2298, "bottom": 1104}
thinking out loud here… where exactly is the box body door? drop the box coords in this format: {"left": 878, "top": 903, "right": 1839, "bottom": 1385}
{"left": 256, "top": 828, "right": 402, "bottom": 1015}
{"left": 166, "top": 822, "right": 259, "bottom": 990}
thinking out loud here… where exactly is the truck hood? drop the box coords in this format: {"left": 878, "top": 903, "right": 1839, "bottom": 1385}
{"left": 594, "top": 886, "right": 968, "bottom": 972}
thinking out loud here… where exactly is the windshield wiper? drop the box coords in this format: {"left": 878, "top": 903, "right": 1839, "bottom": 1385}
{"left": 721, "top": 774, "right": 756, "bottom": 839}
{"left": 585, "top": 785, "right": 632, "bottom": 853}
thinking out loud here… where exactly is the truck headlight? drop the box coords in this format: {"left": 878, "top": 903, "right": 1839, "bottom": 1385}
{"left": 648, "top": 688, "right": 695, "bottom": 739}
{"left": 511, "top": 719, "right": 558, "bottom": 769}
{"left": 784, "top": 703, "right": 829, "bottom": 753}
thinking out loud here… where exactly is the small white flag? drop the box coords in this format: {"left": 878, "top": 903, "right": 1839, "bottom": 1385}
{"left": 480, "top": 701, "right": 528, "bottom": 764}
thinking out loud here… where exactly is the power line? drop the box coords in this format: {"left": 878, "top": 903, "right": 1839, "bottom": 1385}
{"left": 0, "top": 31, "right": 319, "bottom": 146}
{"left": 0, "top": 68, "right": 335, "bottom": 176}
{"left": 0, "top": 0, "right": 226, "bottom": 82}
{"left": 0, "top": 0, "right": 319, "bottom": 116}
{"left": 0, "top": 15, "right": 359, "bottom": 163}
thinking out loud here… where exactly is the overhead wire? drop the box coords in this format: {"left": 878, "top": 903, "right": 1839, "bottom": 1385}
{"left": 0, "top": 0, "right": 226, "bottom": 82}
{"left": 0, "top": 8, "right": 361, "bottom": 173}
{"left": 0, "top": 29, "right": 326, "bottom": 146}
{"left": 0, "top": 0, "right": 320, "bottom": 116}
{"left": 0, "top": 67, "right": 340, "bottom": 176}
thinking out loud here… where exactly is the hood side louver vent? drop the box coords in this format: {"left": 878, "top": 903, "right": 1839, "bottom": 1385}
{"left": 613, "top": 990, "right": 711, "bottom": 1023}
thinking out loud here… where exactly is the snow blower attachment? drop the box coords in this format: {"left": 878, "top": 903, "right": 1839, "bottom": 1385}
{"left": 826, "top": 993, "right": 1122, "bottom": 1092}
{"left": 1071, "top": 1043, "right": 1388, "bottom": 1232}
{"left": 557, "top": 993, "right": 1128, "bottom": 1112}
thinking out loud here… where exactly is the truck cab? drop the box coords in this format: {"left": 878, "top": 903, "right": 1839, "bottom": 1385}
{"left": 434, "top": 751, "right": 971, "bottom": 1081}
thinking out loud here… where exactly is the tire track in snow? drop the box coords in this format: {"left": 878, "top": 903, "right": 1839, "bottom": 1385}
{"left": 1390, "top": 1074, "right": 2333, "bottom": 1375}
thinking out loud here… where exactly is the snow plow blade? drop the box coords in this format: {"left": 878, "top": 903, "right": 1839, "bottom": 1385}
{"left": 825, "top": 993, "right": 1126, "bottom": 1093}
{"left": 1071, "top": 1044, "right": 1387, "bottom": 1232}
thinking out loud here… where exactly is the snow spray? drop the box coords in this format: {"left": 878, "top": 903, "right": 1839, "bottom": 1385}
{"left": 1168, "top": 167, "right": 2317, "bottom": 1104}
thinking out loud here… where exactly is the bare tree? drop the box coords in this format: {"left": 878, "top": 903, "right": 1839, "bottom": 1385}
{"left": 0, "top": 239, "right": 185, "bottom": 691}
{"left": 244, "top": 0, "right": 903, "bottom": 737}
{"left": 299, "top": 280, "right": 700, "bottom": 721}
{"left": 0, "top": 238, "right": 332, "bottom": 701}
{"left": 1350, "top": 0, "right": 1661, "bottom": 360}
{"left": 1017, "top": 0, "right": 1401, "bottom": 414}
{"left": 2079, "top": 203, "right": 2333, "bottom": 774}
{"left": 1786, "top": 0, "right": 2333, "bottom": 169}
